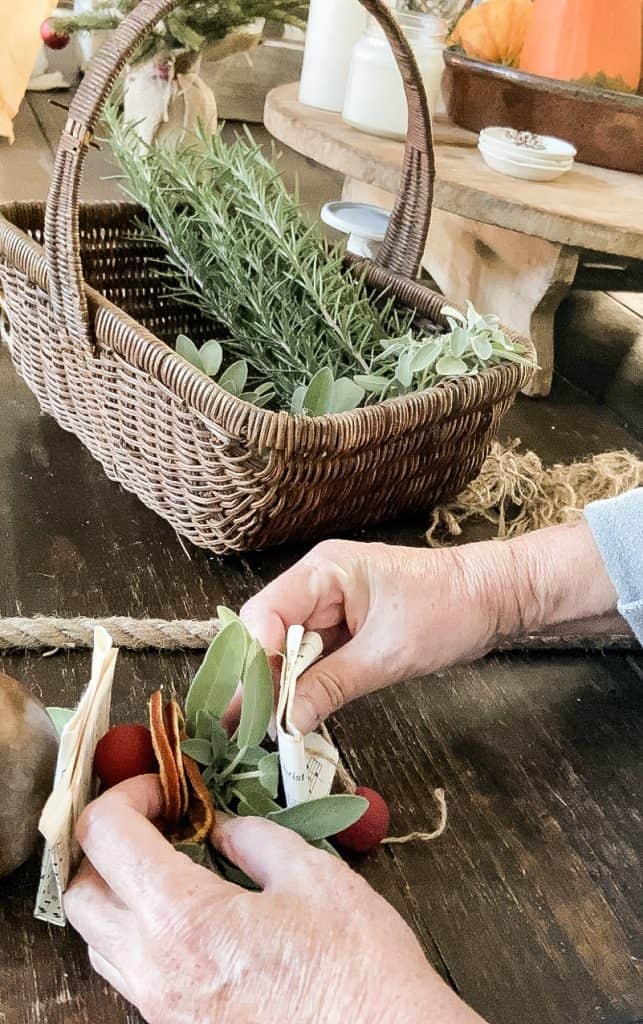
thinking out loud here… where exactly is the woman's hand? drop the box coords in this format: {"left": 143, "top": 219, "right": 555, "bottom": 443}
{"left": 240, "top": 522, "right": 618, "bottom": 734}
{"left": 65, "top": 776, "right": 483, "bottom": 1024}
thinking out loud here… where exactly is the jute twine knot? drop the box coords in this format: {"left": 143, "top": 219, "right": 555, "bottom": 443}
{"left": 426, "top": 440, "right": 643, "bottom": 544}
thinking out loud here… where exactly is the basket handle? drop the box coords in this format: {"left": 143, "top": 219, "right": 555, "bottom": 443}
{"left": 44, "top": 0, "right": 435, "bottom": 352}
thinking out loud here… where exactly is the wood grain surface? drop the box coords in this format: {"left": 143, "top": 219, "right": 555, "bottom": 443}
{"left": 0, "top": 335, "right": 641, "bottom": 1024}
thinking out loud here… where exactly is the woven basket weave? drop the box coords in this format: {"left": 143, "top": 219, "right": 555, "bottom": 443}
{"left": 0, "top": 0, "right": 534, "bottom": 554}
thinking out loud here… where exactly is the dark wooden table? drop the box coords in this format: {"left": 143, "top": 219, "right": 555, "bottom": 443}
{"left": 1, "top": 84, "right": 642, "bottom": 1024}
{"left": 1, "top": 334, "right": 642, "bottom": 1024}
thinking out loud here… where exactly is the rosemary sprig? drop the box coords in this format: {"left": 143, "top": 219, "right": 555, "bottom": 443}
{"left": 105, "top": 108, "right": 535, "bottom": 415}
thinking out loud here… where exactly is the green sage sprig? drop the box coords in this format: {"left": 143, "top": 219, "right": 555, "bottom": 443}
{"left": 178, "top": 607, "right": 367, "bottom": 883}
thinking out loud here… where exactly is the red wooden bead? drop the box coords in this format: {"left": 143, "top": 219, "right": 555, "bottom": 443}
{"left": 335, "top": 786, "right": 390, "bottom": 854}
{"left": 40, "top": 20, "right": 71, "bottom": 50}
{"left": 94, "top": 724, "right": 157, "bottom": 790}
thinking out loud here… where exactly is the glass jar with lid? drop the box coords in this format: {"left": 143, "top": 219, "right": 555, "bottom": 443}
{"left": 342, "top": 10, "right": 447, "bottom": 140}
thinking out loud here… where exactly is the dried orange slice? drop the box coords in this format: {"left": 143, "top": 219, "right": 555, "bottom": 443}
{"left": 164, "top": 699, "right": 189, "bottom": 818}
{"left": 149, "top": 691, "right": 182, "bottom": 830}
{"left": 149, "top": 690, "right": 215, "bottom": 843}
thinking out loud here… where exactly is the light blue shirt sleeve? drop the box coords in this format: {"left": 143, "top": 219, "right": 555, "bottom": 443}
{"left": 584, "top": 488, "right": 643, "bottom": 645}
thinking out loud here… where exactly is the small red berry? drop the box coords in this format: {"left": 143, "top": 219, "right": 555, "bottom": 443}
{"left": 40, "top": 20, "right": 71, "bottom": 50}
{"left": 94, "top": 724, "right": 157, "bottom": 790}
{"left": 335, "top": 787, "right": 390, "bottom": 854}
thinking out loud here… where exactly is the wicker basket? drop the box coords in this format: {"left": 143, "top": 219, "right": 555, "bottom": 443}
{"left": 0, "top": 0, "right": 534, "bottom": 554}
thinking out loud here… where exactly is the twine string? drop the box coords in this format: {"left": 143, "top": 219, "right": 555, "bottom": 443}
{"left": 320, "top": 724, "right": 448, "bottom": 845}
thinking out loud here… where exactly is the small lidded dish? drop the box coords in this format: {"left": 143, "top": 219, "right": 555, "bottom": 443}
{"left": 478, "top": 127, "right": 577, "bottom": 181}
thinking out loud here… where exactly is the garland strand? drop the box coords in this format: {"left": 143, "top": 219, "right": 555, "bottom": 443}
{"left": 0, "top": 617, "right": 217, "bottom": 651}
{"left": 0, "top": 616, "right": 635, "bottom": 652}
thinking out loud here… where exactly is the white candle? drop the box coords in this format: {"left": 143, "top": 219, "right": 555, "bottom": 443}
{"left": 299, "top": 0, "right": 367, "bottom": 113}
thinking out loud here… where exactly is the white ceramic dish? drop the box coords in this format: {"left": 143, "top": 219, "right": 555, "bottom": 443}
{"left": 479, "top": 136, "right": 574, "bottom": 168}
{"left": 479, "top": 127, "right": 578, "bottom": 162}
{"left": 478, "top": 145, "right": 574, "bottom": 181}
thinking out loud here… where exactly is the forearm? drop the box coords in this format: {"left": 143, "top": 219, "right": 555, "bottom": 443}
{"left": 488, "top": 519, "right": 618, "bottom": 638}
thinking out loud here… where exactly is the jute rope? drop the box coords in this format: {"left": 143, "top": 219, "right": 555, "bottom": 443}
{"left": 0, "top": 615, "right": 636, "bottom": 652}
{"left": 0, "top": 616, "right": 218, "bottom": 651}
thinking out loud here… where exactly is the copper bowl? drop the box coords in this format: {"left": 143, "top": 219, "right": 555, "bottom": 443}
{"left": 443, "top": 50, "right": 643, "bottom": 175}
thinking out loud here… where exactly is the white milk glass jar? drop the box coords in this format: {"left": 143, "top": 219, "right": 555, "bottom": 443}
{"left": 343, "top": 11, "right": 446, "bottom": 139}
{"left": 299, "top": 0, "right": 367, "bottom": 113}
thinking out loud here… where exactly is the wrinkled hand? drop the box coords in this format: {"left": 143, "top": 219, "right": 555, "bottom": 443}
{"left": 240, "top": 521, "right": 618, "bottom": 734}
{"left": 65, "top": 776, "right": 480, "bottom": 1024}
{"left": 240, "top": 538, "right": 510, "bottom": 734}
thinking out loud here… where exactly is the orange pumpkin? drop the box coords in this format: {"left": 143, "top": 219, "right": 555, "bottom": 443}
{"left": 449, "top": 0, "right": 533, "bottom": 67}
{"left": 520, "top": 0, "right": 643, "bottom": 91}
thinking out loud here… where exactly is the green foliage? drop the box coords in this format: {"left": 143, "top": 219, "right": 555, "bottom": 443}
{"left": 573, "top": 71, "right": 636, "bottom": 95}
{"left": 180, "top": 607, "right": 367, "bottom": 886}
{"left": 268, "top": 795, "right": 368, "bottom": 842}
{"left": 185, "top": 620, "right": 248, "bottom": 727}
{"left": 47, "top": 707, "right": 74, "bottom": 737}
{"left": 106, "top": 109, "right": 534, "bottom": 417}
{"left": 237, "top": 640, "right": 274, "bottom": 749}
{"left": 50, "top": 0, "right": 308, "bottom": 63}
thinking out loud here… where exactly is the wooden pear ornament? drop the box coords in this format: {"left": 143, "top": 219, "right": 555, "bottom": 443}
{"left": 0, "top": 672, "right": 58, "bottom": 879}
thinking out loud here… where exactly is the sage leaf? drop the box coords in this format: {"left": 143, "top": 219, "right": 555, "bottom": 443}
{"left": 471, "top": 335, "right": 493, "bottom": 361}
{"left": 234, "top": 778, "right": 281, "bottom": 815}
{"left": 174, "top": 841, "right": 215, "bottom": 870}
{"left": 217, "top": 606, "right": 240, "bottom": 627}
{"left": 291, "top": 385, "right": 306, "bottom": 415}
{"left": 211, "top": 719, "right": 230, "bottom": 763}
{"left": 47, "top": 707, "right": 74, "bottom": 737}
{"left": 410, "top": 341, "right": 441, "bottom": 373}
{"left": 237, "top": 745, "right": 270, "bottom": 767}
{"left": 496, "top": 349, "right": 536, "bottom": 366}
{"left": 185, "top": 620, "right": 248, "bottom": 725}
{"left": 211, "top": 851, "right": 261, "bottom": 891}
{"left": 200, "top": 340, "right": 223, "bottom": 377}
{"left": 311, "top": 838, "right": 341, "bottom": 859}
{"left": 492, "top": 329, "right": 511, "bottom": 349}
{"left": 449, "top": 328, "right": 470, "bottom": 358}
{"left": 219, "top": 359, "right": 248, "bottom": 396}
{"left": 395, "top": 350, "right": 414, "bottom": 388}
{"left": 258, "top": 752, "right": 280, "bottom": 799}
{"left": 268, "top": 794, "right": 368, "bottom": 842}
{"left": 195, "top": 709, "right": 214, "bottom": 740}
{"left": 248, "top": 390, "right": 276, "bottom": 409}
{"left": 330, "top": 377, "right": 365, "bottom": 414}
{"left": 353, "top": 374, "right": 389, "bottom": 394}
{"left": 303, "top": 367, "right": 334, "bottom": 416}
{"left": 176, "top": 334, "right": 203, "bottom": 370}
{"left": 238, "top": 640, "right": 274, "bottom": 749}
{"left": 441, "top": 305, "right": 465, "bottom": 323}
{"left": 181, "top": 738, "right": 213, "bottom": 766}
{"left": 436, "top": 355, "right": 468, "bottom": 377}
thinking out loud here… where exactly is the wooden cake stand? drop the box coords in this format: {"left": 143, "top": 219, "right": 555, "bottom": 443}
{"left": 265, "top": 82, "right": 643, "bottom": 396}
